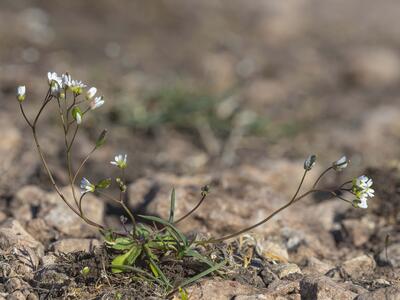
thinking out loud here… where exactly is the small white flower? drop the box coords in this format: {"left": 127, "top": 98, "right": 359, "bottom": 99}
{"left": 61, "top": 73, "right": 72, "bottom": 88}
{"left": 80, "top": 177, "right": 95, "bottom": 193}
{"left": 50, "top": 81, "right": 62, "bottom": 96}
{"left": 333, "top": 156, "right": 348, "bottom": 171}
{"left": 86, "top": 87, "right": 97, "bottom": 100}
{"left": 47, "top": 72, "right": 60, "bottom": 85}
{"left": 357, "top": 197, "right": 369, "bottom": 209}
{"left": 110, "top": 154, "right": 127, "bottom": 169}
{"left": 70, "top": 80, "right": 87, "bottom": 95}
{"left": 16, "top": 85, "right": 26, "bottom": 102}
{"left": 90, "top": 96, "right": 105, "bottom": 110}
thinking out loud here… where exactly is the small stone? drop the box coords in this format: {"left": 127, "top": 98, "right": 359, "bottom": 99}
{"left": 25, "top": 218, "right": 58, "bottom": 246}
{"left": 41, "top": 254, "right": 57, "bottom": 267}
{"left": 5, "top": 278, "right": 21, "bottom": 293}
{"left": 259, "top": 241, "right": 289, "bottom": 263}
{"left": 35, "top": 269, "right": 70, "bottom": 286}
{"left": 341, "top": 254, "right": 376, "bottom": 279}
{"left": 26, "top": 293, "right": 39, "bottom": 300}
{"left": 300, "top": 275, "right": 357, "bottom": 300}
{"left": 374, "top": 278, "right": 391, "bottom": 287}
{"left": 357, "top": 285, "right": 400, "bottom": 300}
{"left": 0, "top": 212, "right": 7, "bottom": 223}
{"left": 272, "top": 263, "right": 302, "bottom": 280}
{"left": 233, "top": 295, "right": 273, "bottom": 300}
{"left": 342, "top": 218, "right": 374, "bottom": 247}
{"left": 0, "top": 219, "right": 44, "bottom": 257}
{"left": 12, "top": 186, "right": 48, "bottom": 222}
{"left": 7, "top": 291, "right": 25, "bottom": 300}
{"left": 44, "top": 186, "right": 104, "bottom": 237}
{"left": 260, "top": 268, "right": 278, "bottom": 287}
{"left": 378, "top": 243, "right": 400, "bottom": 267}
{"left": 303, "top": 257, "right": 334, "bottom": 275}
{"left": 50, "top": 238, "right": 101, "bottom": 253}
{"left": 347, "top": 47, "right": 400, "bottom": 87}
{"left": 183, "top": 279, "right": 257, "bottom": 300}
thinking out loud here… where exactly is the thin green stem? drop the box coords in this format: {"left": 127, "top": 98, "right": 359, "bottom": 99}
{"left": 202, "top": 189, "right": 317, "bottom": 244}
{"left": 72, "top": 146, "right": 96, "bottom": 185}
{"left": 67, "top": 124, "right": 79, "bottom": 152}
{"left": 339, "top": 180, "right": 352, "bottom": 189}
{"left": 97, "top": 191, "right": 137, "bottom": 237}
{"left": 312, "top": 166, "right": 333, "bottom": 189}
{"left": 19, "top": 103, "right": 33, "bottom": 128}
{"left": 31, "top": 88, "right": 53, "bottom": 127}
{"left": 174, "top": 193, "right": 208, "bottom": 225}
{"left": 289, "top": 169, "right": 308, "bottom": 204}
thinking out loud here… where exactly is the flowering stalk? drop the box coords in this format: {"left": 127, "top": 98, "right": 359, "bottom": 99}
{"left": 18, "top": 72, "right": 110, "bottom": 231}
{"left": 200, "top": 155, "right": 373, "bottom": 245}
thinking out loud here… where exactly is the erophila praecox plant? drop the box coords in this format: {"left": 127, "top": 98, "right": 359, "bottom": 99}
{"left": 17, "top": 73, "right": 375, "bottom": 293}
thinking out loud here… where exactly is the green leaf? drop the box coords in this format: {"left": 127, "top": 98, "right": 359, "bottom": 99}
{"left": 111, "top": 237, "right": 135, "bottom": 250}
{"left": 138, "top": 214, "right": 188, "bottom": 246}
{"left": 179, "top": 287, "right": 189, "bottom": 300}
{"left": 111, "top": 246, "right": 142, "bottom": 273}
{"left": 148, "top": 258, "right": 172, "bottom": 288}
{"left": 143, "top": 244, "right": 158, "bottom": 261}
{"left": 184, "top": 249, "right": 215, "bottom": 268}
{"left": 177, "top": 260, "right": 226, "bottom": 289}
{"left": 96, "top": 178, "right": 111, "bottom": 189}
{"left": 169, "top": 188, "right": 176, "bottom": 223}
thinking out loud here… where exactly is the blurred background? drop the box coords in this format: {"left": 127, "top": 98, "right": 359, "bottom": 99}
{"left": 1, "top": 0, "right": 400, "bottom": 197}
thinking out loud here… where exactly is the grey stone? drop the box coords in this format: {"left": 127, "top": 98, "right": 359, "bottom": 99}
{"left": 341, "top": 254, "right": 376, "bottom": 279}
{"left": 50, "top": 238, "right": 101, "bottom": 253}
{"left": 300, "top": 275, "right": 357, "bottom": 300}
{"left": 378, "top": 243, "right": 400, "bottom": 267}
{"left": 0, "top": 219, "right": 44, "bottom": 257}
{"left": 44, "top": 186, "right": 104, "bottom": 237}
{"left": 357, "top": 285, "right": 400, "bottom": 300}
{"left": 271, "top": 263, "right": 302, "bottom": 280}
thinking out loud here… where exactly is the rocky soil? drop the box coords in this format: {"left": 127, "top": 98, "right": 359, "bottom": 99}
{"left": 1, "top": 0, "right": 400, "bottom": 299}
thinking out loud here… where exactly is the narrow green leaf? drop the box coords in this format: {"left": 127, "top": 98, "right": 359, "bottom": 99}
{"left": 184, "top": 249, "right": 215, "bottom": 267}
{"left": 138, "top": 214, "right": 188, "bottom": 246}
{"left": 177, "top": 260, "right": 226, "bottom": 289}
{"left": 169, "top": 188, "right": 176, "bottom": 223}
{"left": 149, "top": 258, "right": 172, "bottom": 288}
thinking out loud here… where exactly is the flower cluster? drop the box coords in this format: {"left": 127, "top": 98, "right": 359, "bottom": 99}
{"left": 351, "top": 175, "right": 375, "bottom": 208}
{"left": 17, "top": 72, "right": 106, "bottom": 125}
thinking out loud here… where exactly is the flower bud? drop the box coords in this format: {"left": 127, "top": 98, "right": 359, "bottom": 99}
{"left": 332, "top": 156, "right": 348, "bottom": 171}
{"left": 304, "top": 154, "right": 317, "bottom": 171}
{"left": 72, "top": 107, "right": 83, "bottom": 124}
{"left": 16, "top": 86, "right": 26, "bottom": 102}
{"left": 86, "top": 87, "right": 97, "bottom": 100}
